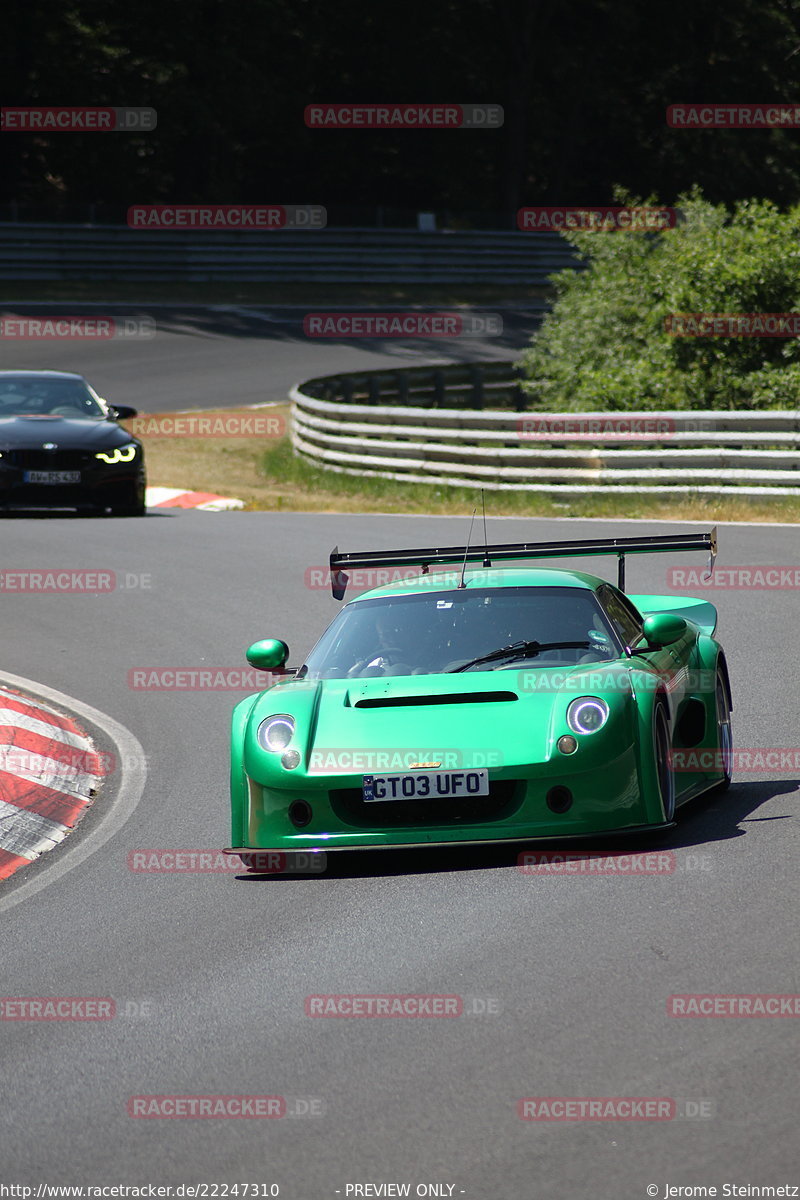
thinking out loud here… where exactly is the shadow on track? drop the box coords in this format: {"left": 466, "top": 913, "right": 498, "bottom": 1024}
{"left": 233, "top": 776, "right": 798, "bottom": 882}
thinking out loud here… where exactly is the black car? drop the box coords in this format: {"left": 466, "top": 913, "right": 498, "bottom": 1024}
{"left": 0, "top": 370, "right": 146, "bottom": 515}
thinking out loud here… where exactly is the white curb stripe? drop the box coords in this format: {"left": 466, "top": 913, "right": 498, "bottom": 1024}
{"left": 0, "top": 707, "right": 88, "bottom": 748}
{"left": 195, "top": 497, "right": 245, "bottom": 511}
{"left": 0, "top": 748, "right": 100, "bottom": 798}
{"left": 0, "top": 800, "right": 69, "bottom": 856}
{"left": 145, "top": 487, "right": 187, "bottom": 505}
{"left": 0, "top": 687, "right": 77, "bottom": 730}
{"left": 0, "top": 672, "right": 148, "bottom": 913}
{"left": 145, "top": 486, "right": 245, "bottom": 510}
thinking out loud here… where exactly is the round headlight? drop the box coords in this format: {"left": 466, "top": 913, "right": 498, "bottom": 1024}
{"left": 281, "top": 749, "right": 301, "bottom": 770}
{"left": 257, "top": 714, "right": 295, "bottom": 752}
{"left": 567, "top": 697, "right": 609, "bottom": 735}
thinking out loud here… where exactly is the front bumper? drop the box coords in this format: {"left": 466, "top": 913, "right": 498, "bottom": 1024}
{"left": 233, "top": 744, "right": 664, "bottom": 850}
{"left": 0, "top": 460, "right": 144, "bottom": 510}
{"left": 224, "top": 820, "right": 676, "bottom": 861}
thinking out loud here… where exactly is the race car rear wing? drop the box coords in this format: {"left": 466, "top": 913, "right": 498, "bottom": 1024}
{"left": 329, "top": 527, "right": 716, "bottom": 599}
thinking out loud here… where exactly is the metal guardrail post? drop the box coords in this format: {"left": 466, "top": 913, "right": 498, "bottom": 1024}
{"left": 470, "top": 365, "right": 484, "bottom": 410}
{"left": 433, "top": 370, "right": 445, "bottom": 407}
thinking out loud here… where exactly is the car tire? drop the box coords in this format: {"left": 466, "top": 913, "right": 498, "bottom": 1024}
{"left": 713, "top": 666, "right": 733, "bottom": 793}
{"left": 653, "top": 697, "right": 675, "bottom": 822}
{"left": 103, "top": 480, "right": 146, "bottom": 517}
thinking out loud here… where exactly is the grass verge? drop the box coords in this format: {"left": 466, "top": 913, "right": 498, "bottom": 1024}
{"left": 134, "top": 405, "right": 800, "bottom": 523}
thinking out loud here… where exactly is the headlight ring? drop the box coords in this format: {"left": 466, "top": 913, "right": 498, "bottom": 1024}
{"left": 257, "top": 714, "right": 295, "bottom": 752}
{"left": 567, "top": 696, "right": 609, "bottom": 735}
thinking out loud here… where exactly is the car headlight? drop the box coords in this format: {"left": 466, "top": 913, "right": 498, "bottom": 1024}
{"left": 257, "top": 714, "right": 295, "bottom": 752}
{"left": 567, "top": 696, "right": 609, "bottom": 735}
{"left": 95, "top": 445, "right": 137, "bottom": 464}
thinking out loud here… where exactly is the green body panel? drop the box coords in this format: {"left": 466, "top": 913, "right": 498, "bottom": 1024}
{"left": 230, "top": 692, "right": 260, "bottom": 847}
{"left": 228, "top": 569, "right": 730, "bottom": 851}
{"left": 629, "top": 594, "right": 718, "bottom": 637}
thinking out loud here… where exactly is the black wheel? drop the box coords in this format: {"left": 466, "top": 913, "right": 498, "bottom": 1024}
{"left": 653, "top": 698, "right": 675, "bottom": 822}
{"left": 102, "top": 479, "right": 146, "bottom": 516}
{"left": 713, "top": 667, "right": 733, "bottom": 792}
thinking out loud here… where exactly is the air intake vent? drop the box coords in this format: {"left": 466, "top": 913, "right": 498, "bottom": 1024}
{"left": 354, "top": 690, "right": 517, "bottom": 709}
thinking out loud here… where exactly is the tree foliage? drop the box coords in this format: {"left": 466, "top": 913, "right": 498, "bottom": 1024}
{"left": 3, "top": 0, "right": 800, "bottom": 218}
{"left": 518, "top": 192, "right": 800, "bottom": 409}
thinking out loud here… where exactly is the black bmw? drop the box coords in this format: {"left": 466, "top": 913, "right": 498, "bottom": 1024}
{"left": 0, "top": 370, "right": 146, "bottom": 515}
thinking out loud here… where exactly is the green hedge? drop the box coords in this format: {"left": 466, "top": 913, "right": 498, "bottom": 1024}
{"left": 517, "top": 192, "right": 800, "bottom": 410}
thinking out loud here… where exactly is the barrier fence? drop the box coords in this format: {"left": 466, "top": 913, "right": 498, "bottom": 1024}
{"left": 291, "top": 364, "right": 800, "bottom": 495}
{"left": 0, "top": 224, "right": 576, "bottom": 284}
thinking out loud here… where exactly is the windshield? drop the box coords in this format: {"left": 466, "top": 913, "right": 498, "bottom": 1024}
{"left": 299, "top": 586, "right": 621, "bottom": 680}
{"left": 0, "top": 377, "right": 107, "bottom": 419}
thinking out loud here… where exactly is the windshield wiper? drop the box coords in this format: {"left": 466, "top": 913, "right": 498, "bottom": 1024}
{"left": 448, "top": 640, "right": 593, "bottom": 673}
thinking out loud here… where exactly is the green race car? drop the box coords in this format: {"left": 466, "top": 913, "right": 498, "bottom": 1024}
{"left": 225, "top": 529, "right": 732, "bottom": 863}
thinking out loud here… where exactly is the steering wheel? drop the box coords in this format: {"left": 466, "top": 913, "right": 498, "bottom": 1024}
{"left": 49, "top": 406, "right": 81, "bottom": 416}
{"left": 346, "top": 646, "right": 405, "bottom": 677}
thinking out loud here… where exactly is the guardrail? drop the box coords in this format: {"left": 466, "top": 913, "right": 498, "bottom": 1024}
{"left": 0, "top": 224, "right": 577, "bottom": 284}
{"left": 291, "top": 364, "right": 800, "bottom": 495}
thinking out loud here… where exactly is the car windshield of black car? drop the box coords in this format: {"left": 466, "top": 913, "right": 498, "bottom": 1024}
{"left": 0, "top": 379, "right": 105, "bottom": 419}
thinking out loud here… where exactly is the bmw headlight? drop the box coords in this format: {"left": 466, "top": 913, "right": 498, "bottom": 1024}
{"left": 567, "top": 696, "right": 609, "bottom": 735}
{"left": 95, "top": 444, "right": 137, "bottom": 464}
{"left": 257, "top": 714, "right": 295, "bottom": 752}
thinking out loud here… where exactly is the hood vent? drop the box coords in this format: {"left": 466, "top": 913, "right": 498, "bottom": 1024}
{"left": 354, "top": 690, "right": 518, "bottom": 709}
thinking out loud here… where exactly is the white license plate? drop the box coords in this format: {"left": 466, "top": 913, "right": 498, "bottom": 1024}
{"left": 24, "top": 470, "right": 81, "bottom": 484}
{"left": 362, "top": 769, "right": 489, "bottom": 802}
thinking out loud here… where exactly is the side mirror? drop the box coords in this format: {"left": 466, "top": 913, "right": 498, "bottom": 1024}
{"left": 246, "top": 639, "right": 289, "bottom": 670}
{"left": 111, "top": 405, "right": 138, "bottom": 420}
{"left": 642, "top": 613, "right": 687, "bottom": 648}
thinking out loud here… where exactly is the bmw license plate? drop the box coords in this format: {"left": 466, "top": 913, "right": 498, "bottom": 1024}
{"left": 362, "top": 769, "right": 489, "bottom": 802}
{"left": 24, "top": 470, "right": 81, "bottom": 484}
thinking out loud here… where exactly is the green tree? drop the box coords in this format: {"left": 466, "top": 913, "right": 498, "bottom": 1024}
{"left": 518, "top": 191, "right": 800, "bottom": 410}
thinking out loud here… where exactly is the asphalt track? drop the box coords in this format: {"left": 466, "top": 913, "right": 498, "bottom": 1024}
{"left": 1, "top": 313, "right": 798, "bottom": 1197}
{"left": 0, "top": 304, "right": 538, "bottom": 410}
